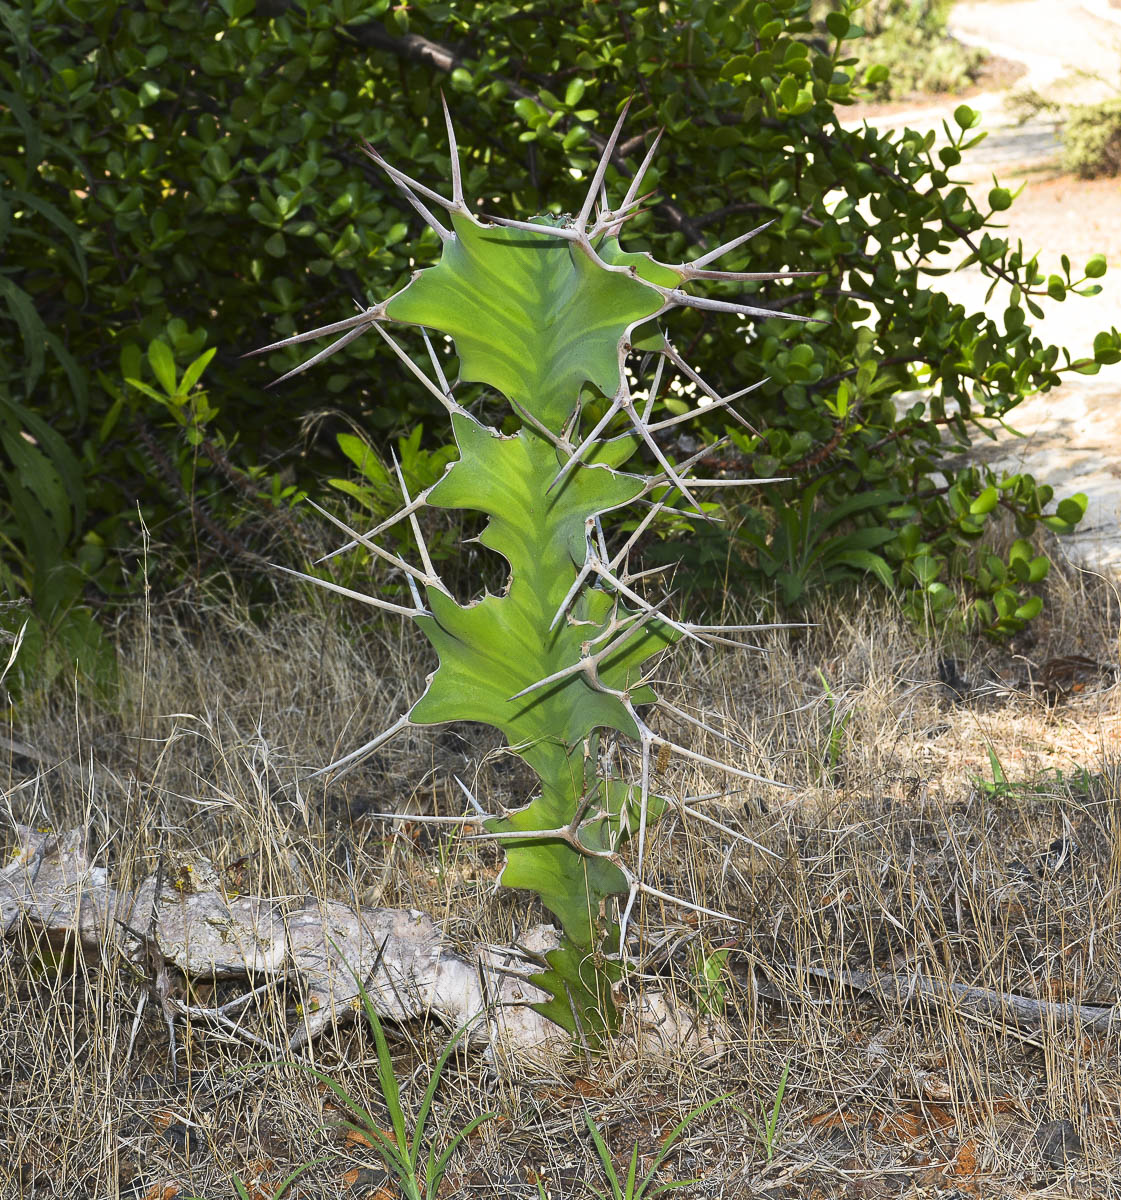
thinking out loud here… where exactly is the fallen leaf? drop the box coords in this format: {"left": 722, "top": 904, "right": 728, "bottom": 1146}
{"left": 240, "top": 1158, "right": 279, "bottom": 1200}
{"left": 918, "top": 1072, "right": 952, "bottom": 1101}
{"left": 876, "top": 1111, "right": 924, "bottom": 1141}
{"left": 141, "top": 1183, "right": 181, "bottom": 1200}
{"left": 922, "top": 1103, "right": 956, "bottom": 1132}
{"left": 950, "top": 1138, "right": 979, "bottom": 1176}
{"left": 1043, "top": 978, "right": 1072, "bottom": 1001}
{"left": 1036, "top": 1119, "right": 1082, "bottom": 1168}
{"left": 345, "top": 1126, "right": 397, "bottom": 1150}
{"left": 809, "top": 1109, "right": 859, "bottom": 1130}
{"left": 337, "top": 1167, "right": 396, "bottom": 1198}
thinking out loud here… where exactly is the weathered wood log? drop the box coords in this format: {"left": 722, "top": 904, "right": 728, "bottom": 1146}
{"left": 2, "top": 824, "right": 724, "bottom": 1064}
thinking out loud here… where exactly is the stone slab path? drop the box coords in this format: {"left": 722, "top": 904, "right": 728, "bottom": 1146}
{"left": 845, "top": 1, "right": 1121, "bottom": 572}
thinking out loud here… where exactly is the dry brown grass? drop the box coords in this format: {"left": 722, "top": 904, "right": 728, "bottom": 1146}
{"left": 2, "top": 554, "right": 1120, "bottom": 1200}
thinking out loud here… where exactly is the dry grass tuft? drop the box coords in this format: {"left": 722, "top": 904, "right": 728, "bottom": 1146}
{"left": 2, "top": 556, "right": 1119, "bottom": 1199}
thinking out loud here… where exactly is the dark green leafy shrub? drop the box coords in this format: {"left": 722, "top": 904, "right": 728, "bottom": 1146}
{"left": 648, "top": 477, "right": 898, "bottom": 609}
{"left": 108, "top": 333, "right": 316, "bottom": 575}
{"left": 2, "top": 0, "right": 1119, "bottom": 694}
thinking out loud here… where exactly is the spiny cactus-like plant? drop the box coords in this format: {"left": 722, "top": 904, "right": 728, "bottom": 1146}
{"left": 252, "top": 101, "right": 807, "bottom": 1040}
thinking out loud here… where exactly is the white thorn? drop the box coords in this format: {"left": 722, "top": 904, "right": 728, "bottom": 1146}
{"left": 421, "top": 328, "right": 453, "bottom": 396}
{"left": 316, "top": 487, "right": 437, "bottom": 564}
{"left": 639, "top": 353, "right": 666, "bottom": 423}
{"left": 304, "top": 497, "right": 447, "bottom": 593}
{"left": 479, "top": 214, "right": 581, "bottom": 242}
{"left": 264, "top": 322, "right": 371, "bottom": 388}
{"left": 648, "top": 732, "right": 788, "bottom": 789}
{"left": 679, "top": 803, "right": 781, "bottom": 861}
{"left": 440, "top": 91, "right": 466, "bottom": 209}
{"left": 576, "top": 99, "right": 632, "bottom": 233}
{"left": 688, "top": 219, "right": 778, "bottom": 269}
{"left": 369, "top": 322, "right": 467, "bottom": 419}
{"left": 602, "top": 129, "right": 663, "bottom": 238}
{"left": 509, "top": 598, "right": 672, "bottom": 702}
{"left": 548, "top": 394, "right": 624, "bottom": 493}
{"left": 655, "top": 697, "right": 751, "bottom": 752}
{"left": 453, "top": 775, "right": 497, "bottom": 820}
{"left": 655, "top": 285, "right": 816, "bottom": 324}
{"left": 390, "top": 448, "right": 440, "bottom": 584}
{"left": 680, "top": 266, "right": 818, "bottom": 283}
{"left": 269, "top": 562, "right": 424, "bottom": 618}
{"left": 309, "top": 712, "right": 413, "bottom": 780}
{"left": 623, "top": 402, "right": 707, "bottom": 518}
{"left": 245, "top": 306, "right": 383, "bottom": 358}
{"left": 361, "top": 140, "right": 457, "bottom": 218}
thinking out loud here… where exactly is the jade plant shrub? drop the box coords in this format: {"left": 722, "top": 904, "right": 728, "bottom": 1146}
{"left": 653, "top": 458, "right": 1088, "bottom": 638}
{"left": 637, "top": 97, "right": 1102, "bottom": 638}
{"left": 251, "top": 104, "right": 799, "bottom": 1038}
{"left": 6, "top": 0, "right": 1121, "bottom": 686}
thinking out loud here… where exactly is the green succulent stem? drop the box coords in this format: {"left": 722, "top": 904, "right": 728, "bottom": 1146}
{"left": 257, "top": 103, "right": 799, "bottom": 1041}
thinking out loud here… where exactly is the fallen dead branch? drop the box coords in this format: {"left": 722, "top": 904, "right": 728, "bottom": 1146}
{"left": 0, "top": 823, "right": 725, "bottom": 1068}
{"left": 0, "top": 823, "right": 563, "bottom": 1062}
{"left": 802, "top": 964, "right": 1121, "bottom": 1037}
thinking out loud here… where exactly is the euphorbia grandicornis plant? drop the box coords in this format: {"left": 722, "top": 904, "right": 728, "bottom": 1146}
{"left": 251, "top": 100, "right": 807, "bottom": 1040}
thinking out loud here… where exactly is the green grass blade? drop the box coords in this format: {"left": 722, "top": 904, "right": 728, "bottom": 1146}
{"left": 341, "top": 1119, "right": 413, "bottom": 1178}
{"left": 768, "top": 1060, "right": 791, "bottom": 1140}
{"left": 638, "top": 1094, "right": 730, "bottom": 1192}
{"left": 413, "top": 1020, "right": 472, "bottom": 1151}
{"left": 351, "top": 974, "right": 413, "bottom": 1162}
{"left": 585, "top": 1112, "right": 623, "bottom": 1200}
{"left": 649, "top": 1180, "right": 702, "bottom": 1196}
{"left": 426, "top": 1110, "right": 497, "bottom": 1196}
{"left": 252, "top": 1059, "right": 381, "bottom": 1137}
{"left": 624, "top": 1141, "right": 640, "bottom": 1199}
